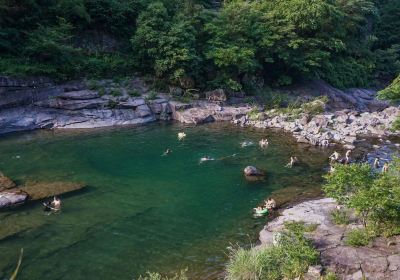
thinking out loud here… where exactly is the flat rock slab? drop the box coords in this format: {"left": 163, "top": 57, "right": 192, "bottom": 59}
{"left": 19, "top": 181, "right": 85, "bottom": 200}
{"left": 0, "top": 191, "right": 28, "bottom": 209}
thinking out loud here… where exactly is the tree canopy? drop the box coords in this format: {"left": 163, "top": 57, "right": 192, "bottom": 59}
{"left": 0, "top": 0, "right": 399, "bottom": 89}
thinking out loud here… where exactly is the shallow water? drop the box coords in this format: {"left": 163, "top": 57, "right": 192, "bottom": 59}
{"left": 0, "top": 123, "right": 333, "bottom": 280}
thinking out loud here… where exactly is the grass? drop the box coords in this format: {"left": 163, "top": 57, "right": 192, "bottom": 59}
{"left": 145, "top": 90, "right": 158, "bottom": 101}
{"left": 247, "top": 106, "right": 262, "bottom": 121}
{"left": 107, "top": 100, "right": 119, "bottom": 109}
{"left": 138, "top": 269, "right": 187, "bottom": 280}
{"left": 128, "top": 89, "right": 141, "bottom": 97}
{"left": 225, "top": 222, "right": 319, "bottom": 280}
{"left": 345, "top": 228, "right": 371, "bottom": 247}
{"left": 322, "top": 272, "right": 339, "bottom": 280}
{"left": 331, "top": 209, "right": 350, "bottom": 225}
{"left": 109, "top": 88, "right": 122, "bottom": 97}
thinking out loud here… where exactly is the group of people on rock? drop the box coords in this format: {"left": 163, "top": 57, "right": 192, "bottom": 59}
{"left": 253, "top": 197, "right": 277, "bottom": 214}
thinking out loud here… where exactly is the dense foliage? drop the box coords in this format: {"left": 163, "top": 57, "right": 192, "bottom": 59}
{"left": 323, "top": 159, "right": 400, "bottom": 231}
{"left": 1, "top": 0, "right": 399, "bottom": 89}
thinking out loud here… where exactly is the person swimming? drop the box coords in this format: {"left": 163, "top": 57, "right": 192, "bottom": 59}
{"left": 162, "top": 148, "right": 172, "bottom": 156}
{"left": 51, "top": 196, "right": 62, "bottom": 210}
{"left": 200, "top": 156, "right": 215, "bottom": 163}
{"left": 240, "top": 141, "right": 254, "bottom": 148}
{"left": 178, "top": 132, "right": 186, "bottom": 140}
{"left": 285, "top": 156, "right": 299, "bottom": 168}
{"left": 259, "top": 139, "right": 269, "bottom": 148}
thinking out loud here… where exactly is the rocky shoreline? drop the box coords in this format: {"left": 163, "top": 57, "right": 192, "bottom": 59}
{"left": 259, "top": 198, "right": 400, "bottom": 280}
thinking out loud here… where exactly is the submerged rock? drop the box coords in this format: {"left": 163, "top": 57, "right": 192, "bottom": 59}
{"left": 244, "top": 166, "right": 266, "bottom": 181}
{"left": 0, "top": 172, "right": 16, "bottom": 191}
{"left": 19, "top": 181, "right": 85, "bottom": 200}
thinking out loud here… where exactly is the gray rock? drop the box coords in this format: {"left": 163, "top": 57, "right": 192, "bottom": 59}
{"left": 205, "top": 89, "right": 227, "bottom": 102}
{"left": 58, "top": 90, "right": 100, "bottom": 100}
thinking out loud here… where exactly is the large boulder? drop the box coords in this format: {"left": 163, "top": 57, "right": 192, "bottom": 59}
{"left": 0, "top": 191, "right": 28, "bottom": 209}
{"left": 205, "top": 89, "right": 227, "bottom": 102}
{"left": 58, "top": 90, "right": 100, "bottom": 100}
{"left": 244, "top": 166, "right": 266, "bottom": 181}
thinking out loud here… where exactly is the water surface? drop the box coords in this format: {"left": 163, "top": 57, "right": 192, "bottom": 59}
{"left": 0, "top": 123, "right": 333, "bottom": 279}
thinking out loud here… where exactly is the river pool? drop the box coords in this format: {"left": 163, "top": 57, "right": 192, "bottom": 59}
{"left": 0, "top": 123, "right": 333, "bottom": 279}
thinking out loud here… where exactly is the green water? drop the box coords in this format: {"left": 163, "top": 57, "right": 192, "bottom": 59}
{"left": 0, "top": 123, "right": 333, "bottom": 280}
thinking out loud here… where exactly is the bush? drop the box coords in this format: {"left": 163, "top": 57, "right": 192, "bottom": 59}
{"left": 128, "top": 89, "right": 141, "bottom": 97}
{"left": 345, "top": 229, "right": 371, "bottom": 247}
{"left": 145, "top": 91, "right": 158, "bottom": 101}
{"left": 324, "top": 160, "right": 400, "bottom": 228}
{"left": 138, "top": 269, "right": 188, "bottom": 280}
{"left": 322, "top": 272, "right": 339, "bottom": 280}
{"left": 109, "top": 88, "right": 122, "bottom": 97}
{"left": 331, "top": 209, "right": 350, "bottom": 225}
{"left": 391, "top": 116, "right": 400, "bottom": 132}
{"left": 225, "top": 223, "right": 319, "bottom": 280}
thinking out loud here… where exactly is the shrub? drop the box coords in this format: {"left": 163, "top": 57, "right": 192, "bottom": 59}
{"left": 324, "top": 160, "right": 400, "bottom": 228}
{"left": 138, "top": 269, "right": 188, "bottom": 280}
{"left": 86, "top": 80, "right": 100, "bottom": 90}
{"left": 225, "top": 223, "right": 319, "bottom": 280}
{"left": 322, "top": 272, "right": 339, "bottom": 280}
{"left": 110, "top": 88, "right": 122, "bottom": 97}
{"left": 345, "top": 229, "right": 371, "bottom": 247}
{"left": 331, "top": 209, "right": 350, "bottom": 225}
{"left": 128, "top": 89, "right": 141, "bottom": 97}
{"left": 146, "top": 91, "right": 158, "bottom": 100}
{"left": 107, "top": 100, "right": 119, "bottom": 109}
{"left": 391, "top": 116, "right": 400, "bottom": 132}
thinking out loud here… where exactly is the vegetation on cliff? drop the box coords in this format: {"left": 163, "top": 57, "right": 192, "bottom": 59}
{"left": 1, "top": 0, "right": 399, "bottom": 90}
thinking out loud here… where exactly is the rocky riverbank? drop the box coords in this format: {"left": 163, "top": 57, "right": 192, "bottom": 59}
{"left": 259, "top": 198, "right": 400, "bottom": 280}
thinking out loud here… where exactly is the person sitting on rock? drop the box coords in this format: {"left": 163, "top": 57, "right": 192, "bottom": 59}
{"left": 286, "top": 156, "right": 299, "bottom": 168}
{"left": 344, "top": 150, "right": 352, "bottom": 164}
{"left": 259, "top": 139, "right": 269, "bottom": 148}
{"left": 264, "top": 198, "right": 276, "bottom": 210}
{"left": 382, "top": 163, "right": 389, "bottom": 173}
{"left": 162, "top": 148, "right": 172, "bottom": 156}
{"left": 51, "top": 196, "right": 62, "bottom": 210}
{"left": 373, "top": 157, "right": 380, "bottom": 168}
{"left": 329, "top": 151, "right": 340, "bottom": 163}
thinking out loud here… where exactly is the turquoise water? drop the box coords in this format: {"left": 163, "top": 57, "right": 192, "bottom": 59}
{"left": 0, "top": 123, "right": 332, "bottom": 279}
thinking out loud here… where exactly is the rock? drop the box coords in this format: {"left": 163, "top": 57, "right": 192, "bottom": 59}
{"left": 0, "top": 172, "right": 16, "bottom": 191}
{"left": 0, "top": 191, "right": 28, "bottom": 209}
{"left": 169, "top": 86, "right": 183, "bottom": 96}
{"left": 19, "top": 181, "right": 85, "bottom": 200}
{"left": 118, "top": 98, "right": 145, "bottom": 108}
{"left": 136, "top": 104, "right": 152, "bottom": 117}
{"left": 58, "top": 90, "right": 100, "bottom": 100}
{"left": 304, "top": 265, "right": 322, "bottom": 280}
{"left": 243, "top": 166, "right": 265, "bottom": 177}
{"left": 35, "top": 98, "right": 107, "bottom": 110}
{"left": 205, "top": 89, "right": 227, "bottom": 102}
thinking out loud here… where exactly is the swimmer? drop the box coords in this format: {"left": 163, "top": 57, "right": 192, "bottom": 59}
{"left": 162, "top": 149, "right": 172, "bottom": 156}
{"left": 178, "top": 132, "right": 186, "bottom": 140}
{"left": 240, "top": 141, "right": 254, "bottom": 148}
{"left": 285, "top": 156, "right": 299, "bottom": 168}
{"left": 200, "top": 156, "right": 215, "bottom": 163}
{"left": 259, "top": 139, "right": 269, "bottom": 148}
{"left": 51, "top": 196, "right": 62, "bottom": 210}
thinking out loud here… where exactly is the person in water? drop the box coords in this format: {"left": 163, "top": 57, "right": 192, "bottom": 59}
{"left": 286, "top": 156, "right": 299, "bottom": 168}
{"left": 329, "top": 151, "right": 340, "bottom": 163}
{"left": 162, "top": 148, "right": 172, "bottom": 156}
{"left": 51, "top": 196, "right": 62, "bottom": 210}
{"left": 264, "top": 198, "right": 276, "bottom": 210}
{"left": 200, "top": 156, "right": 214, "bottom": 163}
{"left": 259, "top": 139, "right": 269, "bottom": 148}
